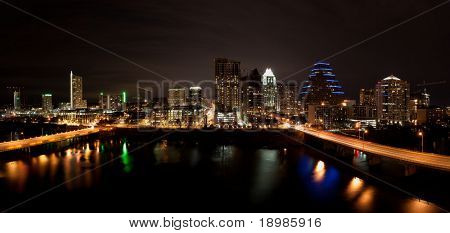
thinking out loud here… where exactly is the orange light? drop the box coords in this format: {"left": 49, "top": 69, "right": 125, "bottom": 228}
{"left": 418, "top": 132, "right": 423, "bottom": 136}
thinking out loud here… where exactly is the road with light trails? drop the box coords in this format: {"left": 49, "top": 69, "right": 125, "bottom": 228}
{"left": 0, "top": 127, "right": 101, "bottom": 153}
{"left": 295, "top": 126, "right": 450, "bottom": 172}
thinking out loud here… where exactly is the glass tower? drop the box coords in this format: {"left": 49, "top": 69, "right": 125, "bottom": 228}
{"left": 300, "top": 62, "right": 344, "bottom": 110}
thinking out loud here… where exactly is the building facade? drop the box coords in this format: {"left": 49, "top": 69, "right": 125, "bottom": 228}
{"left": 214, "top": 58, "right": 241, "bottom": 124}
{"left": 188, "top": 87, "right": 202, "bottom": 107}
{"left": 70, "top": 71, "right": 87, "bottom": 109}
{"left": 241, "top": 69, "right": 264, "bottom": 123}
{"left": 375, "top": 75, "right": 410, "bottom": 124}
{"left": 168, "top": 88, "right": 188, "bottom": 107}
{"left": 300, "top": 62, "right": 345, "bottom": 111}
{"left": 279, "top": 81, "right": 299, "bottom": 116}
{"left": 13, "top": 90, "right": 21, "bottom": 111}
{"left": 42, "top": 93, "right": 53, "bottom": 112}
{"left": 261, "top": 68, "right": 279, "bottom": 113}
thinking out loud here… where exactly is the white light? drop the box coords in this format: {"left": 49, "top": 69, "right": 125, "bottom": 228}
{"left": 383, "top": 75, "right": 400, "bottom": 81}
{"left": 262, "top": 68, "right": 274, "bottom": 77}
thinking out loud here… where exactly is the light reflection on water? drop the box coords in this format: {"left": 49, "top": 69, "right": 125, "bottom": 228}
{"left": 153, "top": 140, "right": 182, "bottom": 164}
{"left": 251, "top": 149, "right": 280, "bottom": 203}
{"left": 346, "top": 177, "right": 364, "bottom": 199}
{"left": 4, "top": 161, "right": 29, "bottom": 192}
{"left": 0, "top": 138, "right": 444, "bottom": 212}
{"left": 355, "top": 187, "right": 375, "bottom": 212}
{"left": 313, "top": 160, "right": 326, "bottom": 183}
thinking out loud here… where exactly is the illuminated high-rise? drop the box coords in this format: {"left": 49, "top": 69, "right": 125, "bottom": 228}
{"left": 13, "top": 90, "right": 21, "bottom": 110}
{"left": 42, "top": 93, "right": 53, "bottom": 112}
{"left": 241, "top": 68, "right": 263, "bottom": 121}
{"left": 188, "top": 87, "right": 202, "bottom": 107}
{"left": 214, "top": 58, "right": 241, "bottom": 124}
{"left": 99, "top": 92, "right": 107, "bottom": 109}
{"left": 262, "top": 68, "right": 279, "bottom": 113}
{"left": 168, "top": 88, "right": 188, "bottom": 107}
{"left": 70, "top": 71, "right": 87, "bottom": 109}
{"left": 300, "top": 62, "right": 344, "bottom": 111}
{"left": 375, "top": 75, "right": 410, "bottom": 124}
{"left": 359, "top": 88, "right": 376, "bottom": 106}
{"left": 279, "top": 81, "right": 298, "bottom": 116}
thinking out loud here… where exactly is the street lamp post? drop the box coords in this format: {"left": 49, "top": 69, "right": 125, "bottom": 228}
{"left": 418, "top": 131, "right": 424, "bottom": 152}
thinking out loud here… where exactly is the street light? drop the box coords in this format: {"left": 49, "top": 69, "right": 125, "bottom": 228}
{"left": 418, "top": 131, "right": 424, "bottom": 152}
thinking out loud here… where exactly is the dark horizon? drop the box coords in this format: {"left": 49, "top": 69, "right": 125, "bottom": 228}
{"left": 1, "top": 0, "right": 449, "bottom": 106}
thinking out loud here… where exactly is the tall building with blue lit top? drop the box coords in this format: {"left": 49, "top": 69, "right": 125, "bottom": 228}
{"left": 300, "top": 62, "right": 345, "bottom": 110}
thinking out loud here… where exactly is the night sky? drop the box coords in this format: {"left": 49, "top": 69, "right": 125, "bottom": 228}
{"left": 0, "top": 0, "right": 449, "bottom": 106}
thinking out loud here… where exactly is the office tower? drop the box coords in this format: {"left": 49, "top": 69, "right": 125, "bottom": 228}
{"left": 300, "top": 62, "right": 344, "bottom": 111}
{"left": 121, "top": 91, "right": 127, "bottom": 111}
{"left": 307, "top": 104, "right": 350, "bottom": 129}
{"left": 279, "top": 81, "right": 299, "bottom": 116}
{"left": 106, "top": 94, "right": 111, "bottom": 110}
{"left": 241, "top": 69, "right": 263, "bottom": 121}
{"left": 354, "top": 88, "right": 377, "bottom": 121}
{"left": 42, "top": 93, "right": 53, "bottom": 112}
{"left": 359, "top": 88, "right": 376, "bottom": 106}
{"left": 262, "top": 68, "right": 279, "bottom": 113}
{"left": 108, "top": 94, "right": 122, "bottom": 112}
{"left": 13, "top": 90, "right": 21, "bottom": 110}
{"left": 99, "top": 92, "right": 107, "bottom": 109}
{"left": 70, "top": 71, "right": 87, "bottom": 109}
{"left": 409, "top": 88, "right": 431, "bottom": 124}
{"left": 375, "top": 75, "right": 410, "bottom": 124}
{"left": 214, "top": 58, "right": 241, "bottom": 123}
{"left": 410, "top": 88, "right": 430, "bottom": 108}
{"left": 188, "top": 87, "right": 202, "bottom": 107}
{"left": 168, "top": 88, "right": 188, "bottom": 107}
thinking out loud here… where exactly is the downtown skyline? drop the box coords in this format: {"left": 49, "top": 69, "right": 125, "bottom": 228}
{"left": 1, "top": 1, "right": 450, "bottom": 220}
{"left": 0, "top": 0, "right": 449, "bottom": 106}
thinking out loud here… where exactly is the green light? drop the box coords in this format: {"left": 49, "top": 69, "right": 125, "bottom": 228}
{"left": 42, "top": 93, "right": 52, "bottom": 97}
{"left": 122, "top": 91, "right": 127, "bottom": 102}
{"left": 100, "top": 92, "right": 104, "bottom": 96}
{"left": 120, "top": 141, "right": 132, "bottom": 173}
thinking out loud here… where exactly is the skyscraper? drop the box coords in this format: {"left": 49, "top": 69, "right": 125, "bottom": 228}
{"left": 262, "top": 68, "right": 279, "bottom": 113}
{"left": 13, "top": 90, "right": 21, "bottom": 111}
{"left": 188, "top": 87, "right": 203, "bottom": 107}
{"left": 214, "top": 58, "right": 241, "bottom": 124}
{"left": 409, "top": 88, "right": 430, "bottom": 124}
{"left": 241, "top": 68, "right": 263, "bottom": 121}
{"left": 279, "top": 81, "right": 299, "bottom": 116}
{"left": 108, "top": 94, "right": 122, "bottom": 112}
{"left": 42, "top": 93, "right": 53, "bottom": 112}
{"left": 375, "top": 75, "right": 410, "bottom": 124}
{"left": 70, "top": 71, "right": 87, "bottom": 109}
{"left": 359, "top": 88, "right": 376, "bottom": 106}
{"left": 168, "top": 88, "right": 188, "bottom": 107}
{"left": 300, "top": 62, "right": 344, "bottom": 111}
{"left": 99, "top": 92, "right": 107, "bottom": 109}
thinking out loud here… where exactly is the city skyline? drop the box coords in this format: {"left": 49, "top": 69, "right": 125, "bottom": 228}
{"left": 0, "top": 0, "right": 449, "bottom": 218}
{"left": 0, "top": 0, "right": 449, "bottom": 106}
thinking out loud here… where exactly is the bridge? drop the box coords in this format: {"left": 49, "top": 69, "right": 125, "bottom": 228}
{"left": 295, "top": 126, "right": 450, "bottom": 172}
{"left": 0, "top": 127, "right": 101, "bottom": 153}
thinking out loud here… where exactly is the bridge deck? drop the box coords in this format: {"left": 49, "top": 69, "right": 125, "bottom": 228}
{"left": 296, "top": 127, "right": 450, "bottom": 172}
{"left": 0, "top": 128, "right": 100, "bottom": 153}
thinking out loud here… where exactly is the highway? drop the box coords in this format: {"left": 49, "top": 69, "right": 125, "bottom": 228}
{"left": 295, "top": 126, "right": 450, "bottom": 172}
{"left": 0, "top": 128, "right": 100, "bottom": 153}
